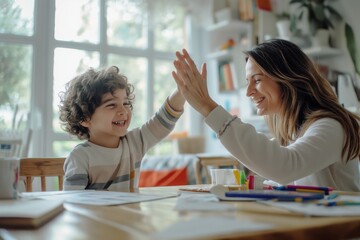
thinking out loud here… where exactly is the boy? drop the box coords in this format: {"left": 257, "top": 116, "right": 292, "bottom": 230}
{"left": 59, "top": 66, "right": 185, "bottom": 192}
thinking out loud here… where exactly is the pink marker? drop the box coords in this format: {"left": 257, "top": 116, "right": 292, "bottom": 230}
{"left": 247, "top": 175, "right": 254, "bottom": 190}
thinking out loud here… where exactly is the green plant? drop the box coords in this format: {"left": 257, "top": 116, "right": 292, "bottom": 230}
{"left": 290, "top": 0, "right": 342, "bottom": 35}
{"left": 276, "top": 12, "right": 297, "bottom": 34}
{"left": 345, "top": 23, "right": 360, "bottom": 77}
{"left": 276, "top": 12, "right": 290, "bottom": 20}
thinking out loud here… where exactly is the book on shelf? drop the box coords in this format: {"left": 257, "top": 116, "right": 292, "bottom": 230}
{"left": 218, "top": 61, "right": 239, "bottom": 92}
{"left": 223, "top": 63, "right": 234, "bottom": 90}
{"left": 218, "top": 61, "right": 227, "bottom": 92}
{"left": 0, "top": 199, "right": 64, "bottom": 228}
{"left": 238, "top": 0, "right": 254, "bottom": 21}
{"left": 229, "top": 61, "right": 239, "bottom": 89}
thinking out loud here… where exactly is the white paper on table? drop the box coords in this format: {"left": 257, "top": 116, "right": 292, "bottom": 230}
{"left": 175, "top": 191, "right": 236, "bottom": 211}
{"left": 178, "top": 191, "right": 219, "bottom": 202}
{"left": 260, "top": 195, "right": 360, "bottom": 217}
{"left": 175, "top": 200, "right": 237, "bottom": 211}
{"left": 20, "top": 190, "right": 177, "bottom": 206}
{"left": 152, "top": 216, "right": 274, "bottom": 240}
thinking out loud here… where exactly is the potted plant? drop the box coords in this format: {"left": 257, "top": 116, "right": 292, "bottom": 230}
{"left": 275, "top": 12, "right": 293, "bottom": 41}
{"left": 290, "top": 0, "right": 342, "bottom": 47}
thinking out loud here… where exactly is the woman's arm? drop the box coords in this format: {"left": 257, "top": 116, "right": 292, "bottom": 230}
{"left": 205, "top": 106, "right": 343, "bottom": 184}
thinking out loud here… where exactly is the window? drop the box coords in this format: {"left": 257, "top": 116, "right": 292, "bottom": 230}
{"left": 107, "top": 0, "right": 147, "bottom": 48}
{"left": 0, "top": 0, "right": 34, "bottom": 132}
{"left": 0, "top": 0, "right": 189, "bottom": 157}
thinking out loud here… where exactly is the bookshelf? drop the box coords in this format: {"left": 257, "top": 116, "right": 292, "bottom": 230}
{"left": 203, "top": 18, "right": 257, "bottom": 153}
{"left": 205, "top": 20, "right": 253, "bottom": 93}
{"left": 202, "top": 0, "right": 260, "bottom": 154}
{"left": 303, "top": 47, "right": 341, "bottom": 58}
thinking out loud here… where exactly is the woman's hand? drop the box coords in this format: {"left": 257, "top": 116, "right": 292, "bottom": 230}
{"left": 172, "top": 49, "right": 218, "bottom": 117}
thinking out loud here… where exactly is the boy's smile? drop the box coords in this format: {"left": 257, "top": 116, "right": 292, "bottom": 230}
{"left": 112, "top": 120, "right": 126, "bottom": 126}
{"left": 80, "top": 88, "right": 132, "bottom": 148}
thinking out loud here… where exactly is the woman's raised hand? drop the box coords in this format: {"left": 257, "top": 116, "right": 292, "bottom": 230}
{"left": 172, "top": 49, "right": 218, "bottom": 117}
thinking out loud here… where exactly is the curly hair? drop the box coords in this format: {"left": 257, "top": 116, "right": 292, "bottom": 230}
{"left": 58, "top": 66, "right": 135, "bottom": 140}
{"left": 245, "top": 39, "right": 360, "bottom": 162}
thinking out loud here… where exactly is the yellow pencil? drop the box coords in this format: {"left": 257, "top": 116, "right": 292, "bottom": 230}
{"left": 233, "top": 169, "right": 240, "bottom": 185}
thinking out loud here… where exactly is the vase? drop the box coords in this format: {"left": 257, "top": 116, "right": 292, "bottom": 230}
{"left": 276, "top": 20, "right": 292, "bottom": 41}
{"left": 311, "top": 29, "right": 330, "bottom": 48}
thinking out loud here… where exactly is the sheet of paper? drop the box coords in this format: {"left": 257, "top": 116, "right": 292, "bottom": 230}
{"left": 210, "top": 184, "right": 257, "bottom": 201}
{"left": 260, "top": 195, "right": 360, "bottom": 217}
{"left": 178, "top": 191, "right": 219, "bottom": 202}
{"left": 178, "top": 185, "right": 212, "bottom": 193}
{"left": 153, "top": 216, "right": 274, "bottom": 240}
{"left": 175, "top": 191, "right": 236, "bottom": 211}
{"left": 175, "top": 200, "right": 237, "bottom": 211}
{"left": 21, "top": 190, "right": 177, "bottom": 206}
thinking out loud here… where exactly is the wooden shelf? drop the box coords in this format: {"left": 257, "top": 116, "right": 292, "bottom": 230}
{"left": 205, "top": 20, "right": 253, "bottom": 55}
{"left": 206, "top": 49, "right": 233, "bottom": 60}
{"left": 206, "top": 20, "right": 252, "bottom": 34}
{"left": 303, "top": 47, "right": 341, "bottom": 58}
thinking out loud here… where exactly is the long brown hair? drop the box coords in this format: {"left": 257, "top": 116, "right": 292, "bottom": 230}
{"left": 245, "top": 39, "right": 360, "bottom": 162}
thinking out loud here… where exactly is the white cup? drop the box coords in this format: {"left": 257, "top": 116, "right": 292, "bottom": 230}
{"left": 210, "top": 169, "right": 237, "bottom": 185}
{"left": 0, "top": 157, "right": 20, "bottom": 199}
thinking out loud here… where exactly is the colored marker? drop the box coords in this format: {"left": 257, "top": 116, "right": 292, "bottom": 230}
{"left": 233, "top": 169, "right": 240, "bottom": 185}
{"left": 285, "top": 185, "right": 333, "bottom": 192}
{"left": 240, "top": 170, "right": 246, "bottom": 185}
{"left": 273, "top": 185, "right": 331, "bottom": 195}
{"left": 327, "top": 193, "right": 339, "bottom": 200}
{"left": 247, "top": 175, "right": 254, "bottom": 190}
{"left": 295, "top": 188, "right": 326, "bottom": 194}
{"left": 318, "top": 201, "right": 360, "bottom": 207}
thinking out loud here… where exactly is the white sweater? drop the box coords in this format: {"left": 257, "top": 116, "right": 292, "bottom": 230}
{"left": 63, "top": 100, "right": 183, "bottom": 192}
{"left": 205, "top": 106, "right": 360, "bottom": 191}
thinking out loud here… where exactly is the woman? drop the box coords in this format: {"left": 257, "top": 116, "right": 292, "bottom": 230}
{"left": 172, "top": 39, "right": 360, "bottom": 191}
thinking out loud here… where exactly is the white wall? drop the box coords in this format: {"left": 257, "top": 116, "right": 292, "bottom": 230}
{"left": 326, "top": 0, "right": 360, "bottom": 87}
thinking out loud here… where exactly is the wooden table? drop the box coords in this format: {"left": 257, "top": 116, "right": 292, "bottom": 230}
{"left": 6, "top": 186, "right": 360, "bottom": 240}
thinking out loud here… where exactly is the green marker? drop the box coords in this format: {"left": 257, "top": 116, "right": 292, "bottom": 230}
{"left": 240, "top": 170, "right": 247, "bottom": 190}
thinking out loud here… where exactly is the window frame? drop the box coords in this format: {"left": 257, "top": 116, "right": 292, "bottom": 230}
{"left": 36, "top": 0, "right": 189, "bottom": 156}
{"left": 0, "top": 0, "right": 193, "bottom": 157}
{"left": 0, "top": 0, "right": 203, "bottom": 157}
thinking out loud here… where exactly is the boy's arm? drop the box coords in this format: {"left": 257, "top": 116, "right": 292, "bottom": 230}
{"left": 131, "top": 88, "right": 184, "bottom": 153}
{"left": 126, "top": 90, "right": 184, "bottom": 172}
{"left": 167, "top": 88, "right": 185, "bottom": 112}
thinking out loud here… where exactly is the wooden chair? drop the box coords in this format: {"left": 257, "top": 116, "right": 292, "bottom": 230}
{"left": 20, "top": 157, "right": 65, "bottom": 192}
{"left": 195, "top": 154, "right": 243, "bottom": 184}
{"left": 173, "top": 136, "right": 205, "bottom": 154}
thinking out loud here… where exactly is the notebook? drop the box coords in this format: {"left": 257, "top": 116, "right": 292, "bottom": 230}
{"left": 0, "top": 199, "right": 64, "bottom": 228}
